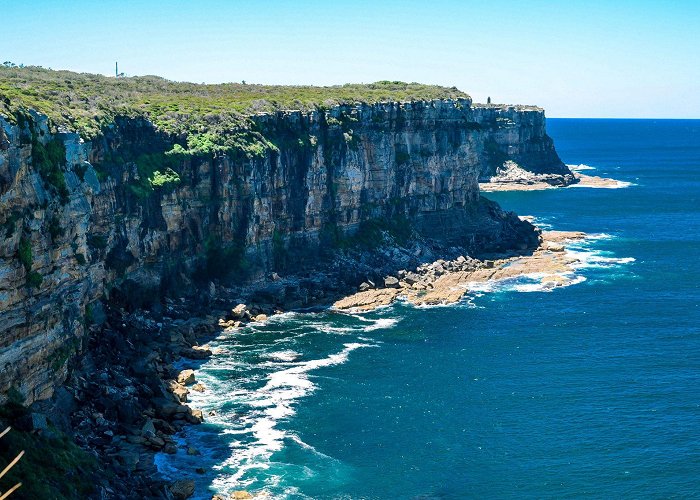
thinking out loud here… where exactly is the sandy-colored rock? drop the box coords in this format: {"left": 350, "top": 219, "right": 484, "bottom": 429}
{"left": 168, "top": 381, "right": 189, "bottom": 403}
{"left": 480, "top": 167, "right": 626, "bottom": 192}
{"left": 177, "top": 369, "right": 196, "bottom": 386}
{"left": 231, "top": 304, "right": 248, "bottom": 319}
{"left": 335, "top": 229, "right": 588, "bottom": 311}
{"left": 232, "top": 492, "right": 253, "bottom": 499}
{"left": 333, "top": 288, "right": 400, "bottom": 311}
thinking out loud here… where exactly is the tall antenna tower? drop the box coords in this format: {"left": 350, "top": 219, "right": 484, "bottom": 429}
{"left": 115, "top": 62, "right": 118, "bottom": 78}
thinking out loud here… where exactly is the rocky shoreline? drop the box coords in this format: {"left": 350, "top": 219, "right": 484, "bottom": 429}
{"left": 24, "top": 293, "right": 299, "bottom": 499}
{"left": 479, "top": 161, "right": 627, "bottom": 192}
{"left": 0, "top": 217, "right": 593, "bottom": 499}
{"left": 6, "top": 220, "right": 536, "bottom": 499}
{"left": 334, "top": 225, "right": 587, "bottom": 311}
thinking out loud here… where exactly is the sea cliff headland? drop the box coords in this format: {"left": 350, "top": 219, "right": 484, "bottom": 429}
{"left": 0, "top": 66, "right": 574, "bottom": 498}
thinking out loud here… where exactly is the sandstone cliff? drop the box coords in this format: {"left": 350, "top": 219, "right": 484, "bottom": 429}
{"left": 472, "top": 103, "right": 570, "bottom": 180}
{"left": 0, "top": 95, "right": 563, "bottom": 405}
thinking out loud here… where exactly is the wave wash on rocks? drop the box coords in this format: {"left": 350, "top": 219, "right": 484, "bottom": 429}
{"left": 0, "top": 92, "right": 570, "bottom": 405}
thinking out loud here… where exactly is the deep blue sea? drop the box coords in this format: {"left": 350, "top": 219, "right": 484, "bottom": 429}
{"left": 158, "top": 119, "right": 700, "bottom": 499}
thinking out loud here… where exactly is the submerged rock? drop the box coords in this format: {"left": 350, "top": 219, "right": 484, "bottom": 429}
{"left": 170, "top": 479, "right": 195, "bottom": 499}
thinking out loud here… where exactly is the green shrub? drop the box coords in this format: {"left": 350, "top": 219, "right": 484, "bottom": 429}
{"left": 48, "top": 215, "right": 64, "bottom": 240}
{"left": 86, "top": 234, "right": 107, "bottom": 250}
{"left": 18, "top": 237, "right": 32, "bottom": 271}
{"left": 333, "top": 215, "right": 414, "bottom": 250}
{"left": 0, "top": 409, "right": 99, "bottom": 499}
{"left": 2, "top": 212, "right": 20, "bottom": 238}
{"left": 84, "top": 303, "right": 95, "bottom": 326}
{"left": 32, "top": 137, "right": 69, "bottom": 203}
{"left": 198, "top": 235, "right": 247, "bottom": 282}
{"left": 272, "top": 230, "right": 287, "bottom": 270}
{"left": 50, "top": 338, "right": 79, "bottom": 370}
{"left": 128, "top": 152, "right": 182, "bottom": 199}
{"left": 150, "top": 168, "right": 180, "bottom": 188}
{"left": 73, "top": 163, "right": 88, "bottom": 181}
{"left": 27, "top": 271, "right": 43, "bottom": 288}
{"left": 395, "top": 150, "right": 410, "bottom": 165}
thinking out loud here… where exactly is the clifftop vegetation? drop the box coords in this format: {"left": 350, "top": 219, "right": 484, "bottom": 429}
{"left": 0, "top": 64, "right": 469, "bottom": 143}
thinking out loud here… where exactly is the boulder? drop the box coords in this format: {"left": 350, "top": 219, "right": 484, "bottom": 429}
{"left": 156, "top": 400, "right": 191, "bottom": 419}
{"left": 191, "top": 383, "right": 206, "bottom": 392}
{"left": 141, "top": 419, "right": 156, "bottom": 437}
{"left": 187, "top": 446, "right": 200, "bottom": 456}
{"left": 187, "top": 409, "right": 204, "bottom": 424}
{"left": 153, "top": 418, "right": 177, "bottom": 435}
{"left": 180, "top": 347, "right": 212, "bottom": 360}
{"left": 232, "top": 492, "right": 253, "bottom": 499}
{"left": 403, "top": 272, "right": 420, "bottom": 285}
{"left": 253, "top": 314, "right": 268, "bottom": 322}
{"left": 384, "top": 276, "right": 400, "bottom": 288}
{"left": 231, "top": 303, "right": 248, "bottom": 319}
{"left": 116, "top": 450, "right": 140, "bottom": 470}
{"left": 147, "top": 436, "right": 165, "bottom": 449}
{"left": 126, "top": 434, "right": 146, "bottom": 445}
{"left": 172, "top": 385, "right": 189, "bottom": 403}
{"left": 169, "top": 479, "right": 195, "bottom": 499}
{"left": 177, "top": 370, "right": 196, "bottom": 386}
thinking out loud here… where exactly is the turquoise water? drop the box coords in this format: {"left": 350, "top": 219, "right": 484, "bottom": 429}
{"left": 158, "top": 119, "right": 700, "bottom": 499}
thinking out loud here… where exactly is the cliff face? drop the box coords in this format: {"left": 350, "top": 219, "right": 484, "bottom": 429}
{"left": 0, "top": 98, "right": 558, "bottom": 404}
{"left": 472, "top": 104, "right": 569, "bottom": 179}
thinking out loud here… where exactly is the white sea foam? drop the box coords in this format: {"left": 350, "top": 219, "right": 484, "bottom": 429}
{"left": 585, "top": 232, "right": 615, "bottom": 241}
{"left": 362, "top": 317, "right": 399, "bottom": 331}
{"left": 567, "top": 163, "right": 597, "bottom": 171}
{"left": 265, "top": 350, "right": 301, "bottom": 362}
{"left": 158, "top": 228, "right": 635, "bottom": 497}
{"left": 511, "top": 274, "right": 587, "bottom": 293}
{"left": 566, "top": 248, "right": 636, "bottom": 269}
{"left": 160, "top": 340, "right": 376, "bottom": 497}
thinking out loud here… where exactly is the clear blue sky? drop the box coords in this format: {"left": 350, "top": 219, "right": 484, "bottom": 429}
{"left": 4, "top": 0, "right": 699, "bottom": 117}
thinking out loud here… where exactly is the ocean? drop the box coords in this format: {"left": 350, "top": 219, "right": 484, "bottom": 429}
{"left": 157, "top": 119, "right": 700, "bottom": 499}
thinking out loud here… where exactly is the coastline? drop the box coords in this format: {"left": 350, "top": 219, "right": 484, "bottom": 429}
{"left": 333, "top": 226, "right": 588, "bottom": 312}
{"left": 154, "top": 219, "right": 629, "bottom": 498}
{"left": 479, "top": 164, "right": 630, "bottom": 192}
